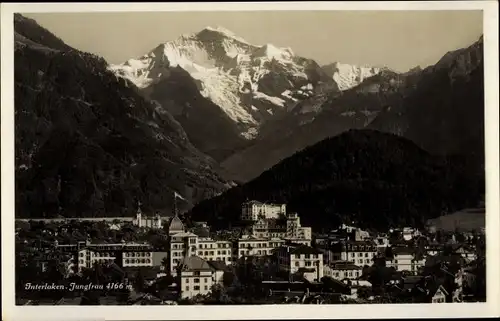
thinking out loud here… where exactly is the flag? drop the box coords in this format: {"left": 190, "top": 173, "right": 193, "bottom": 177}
{"left": 174, "top": 191, "right": 186, "bottom": 201}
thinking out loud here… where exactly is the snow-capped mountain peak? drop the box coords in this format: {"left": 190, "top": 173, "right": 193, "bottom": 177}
{"left": 199, "top": 26, "right": 252, "bottom": 45}
{"left": 253, "top": 43, "right": 294, "bottom": 61}
{"left": 109, "top": 27, "right": 381, "bottom": 141}
{"left": 322, "top": 62, "right": 382, "bottom": 91}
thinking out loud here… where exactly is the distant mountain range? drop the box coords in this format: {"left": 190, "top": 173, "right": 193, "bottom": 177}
{"left": 109, "top": 26, "right": 386, "bottom": 160}
{"left": 220, "top": 36, "right": 484, "bottom": 182}
{"left": 14, "top": 15, "right": 485, "bottom": 228}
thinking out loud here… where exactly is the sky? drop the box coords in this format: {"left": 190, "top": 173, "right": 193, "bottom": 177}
{"left": 23, "top": 10, "right": 483, "bottom": 72}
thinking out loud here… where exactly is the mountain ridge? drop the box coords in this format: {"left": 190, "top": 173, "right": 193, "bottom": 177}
{"left": 14, "top": 14, "right": 231, "bottom": 219}
{"left": 109, "top": 27, "right": 385, "bottom": 145}
{"left": 221, "top": 36, "right": 484, "bottom": 183}
{"left": 189, "top": 129, "right": 484, "bottom": 231}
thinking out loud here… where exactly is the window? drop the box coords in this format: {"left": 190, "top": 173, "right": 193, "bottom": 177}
{"left": 305, "top": 254, "right": 310, "bottom": 259}
{"left": 306, "top": 262, "right": 312, "bottom": 267}
{"left": 351, "top": 253, "right": 355, "bottom": 258}
{"left": 194, "top": 286, "right": 200, "bottom": 290}
{"left": 204, "top": 278, "right": 208, "bottom": 282}
{"left": 365, "top": 253, "right": 369, "bottom": 258}
{"left": 125, "top": 259, "right": 129, "bottom": 264}
{"left": 194, "top": 278, "right": 200, "bottom": 283}
{"left": 210, "top": 251, "right": 214, "bottom": 256}
{"left": 80, "top": 253, "right": 84, "bottom": 257}
{"left": 348, "top": 272, "right": 352, "bottom": 277}
{"left": 198, "top": 251, "right": 203, "bottom": 255}
{"left": 186, "top": 286, "right": 189, "bottom": 291}
{"left": 295, "top": 262, "right": 299, "bottom": 267}
{"left": 358, "top": 253, "right": 363, "bottom": 257}
{"left": 146, "top": 259, "right": 151, "bottom": 263}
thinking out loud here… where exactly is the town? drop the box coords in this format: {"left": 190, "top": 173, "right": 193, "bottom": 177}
{"left": 15, "top": 197, "right": 486, "bottom": 305}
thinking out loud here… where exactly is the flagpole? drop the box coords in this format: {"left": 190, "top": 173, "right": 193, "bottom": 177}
{"left": 173, "top": 192, "right": 178, "bottom": 217}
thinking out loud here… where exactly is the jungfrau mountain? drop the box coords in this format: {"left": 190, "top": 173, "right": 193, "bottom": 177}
{"left": 321, "top": 62, "right": 382, "bottom": 91}
{"left": 109, "top": 26, "right": 383, "bottom": 160}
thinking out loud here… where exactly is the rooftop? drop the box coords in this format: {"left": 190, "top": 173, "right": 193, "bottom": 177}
{"left": 392, "top": 247, "right": 416, "bottom": 256}
{"left": 329, "top": 261, "right": 362, "bottom": 270}
{"left": 207, "top": 260, "right": 232, "bottom": 272}
{"left": 290, "top": 245, "right": 322, "bottom": 255}
{"left": 178, "top": 255, "right": 212, "bottom": 272}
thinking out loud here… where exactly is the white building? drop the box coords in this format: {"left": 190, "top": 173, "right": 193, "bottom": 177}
{"left": 250, "top": 213, "right": 312, "bottom": 241}
{"left": 166, "top": 213, "right": 235, "bottom": 275}
{"left": 197, "top": 238, "right": 233, "bottom": 264}
{"left": 385, "top": 247, "right": 425, "bottom": 274}
{"left": 237, "top": 236, "right": 285, "bottom": 258}
{"left": 286, "top": 212, "right": 312, "bottom": 240}
{"left": 61, "top": 242, "right": 153, "bottom": 273}
{"left": 374, "top": 235, "right": 390, "bottom": 249}
{"left": 178, "top": 256, "right": 217, "bottom": 299}
{"left": 328, "top": 241, "right": 378, "bottom": 267}
{"left": 401, "top": 227, "right": 421, "bottom": 241}
{"left": 431, "top": 285, "right": 448, "bottom": 303}
{"left": 323, "top": 261, "right": 363, "bottom": 281}
{"left": 132, "top": 203, "right": 164, "bottom": 229}
{"left": 276, "top": 245, "right": 324, "bottom": 282}
{"left": 241, "top": 201, "right": 286, "bottom": 221}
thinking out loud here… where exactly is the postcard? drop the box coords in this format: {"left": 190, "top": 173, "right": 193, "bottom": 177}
{"left": 1, "top": 1, "right": 499, "bottom": 320}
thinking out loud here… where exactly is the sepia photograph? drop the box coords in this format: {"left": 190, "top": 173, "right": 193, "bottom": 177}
{"left": 1, "top": 1, "right": 499, "bottom": 320}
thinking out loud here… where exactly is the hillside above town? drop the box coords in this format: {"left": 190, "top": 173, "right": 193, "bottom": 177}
{"left": 189, "top": 129, "right": 484, "bottom": 231}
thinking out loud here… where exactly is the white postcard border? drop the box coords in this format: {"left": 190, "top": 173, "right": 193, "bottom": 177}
{"left": 2, "top": 1, "right": 499, "bottom": 320}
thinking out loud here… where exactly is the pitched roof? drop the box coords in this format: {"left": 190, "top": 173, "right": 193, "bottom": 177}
{"left": 178, "top": 255, "right": 212, "bottom": 272}
{"left": 168, "top": 214, "right": 184, "bottom": 232}
{"left": 392, "top": 247, "right": 415, "bottom": 255}
{"left": 207, "top": 260, "right": 231, "bottom": 272}
{"left": 290, "top": 245, "right": 322, "bottom": 255}
{"left": 329, "top": 261, "right": 362, "bottom": 270}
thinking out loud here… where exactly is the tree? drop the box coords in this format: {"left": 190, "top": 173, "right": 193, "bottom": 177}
{"left": 80, "top": 290, "right": 101, "bottom": 305}
{"left": 133, "top": 269, "right": 146, "bottom": 293}
{"left": 116, "top": 287, "right": 131, "bottom": 305}
{"left": 357, "top": 286, "right": 371, "bottom": 299}
{"left": 222, "top": 271, "right": 235, "bottom": 288}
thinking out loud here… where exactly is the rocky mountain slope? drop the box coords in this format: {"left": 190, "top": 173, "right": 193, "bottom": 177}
{"left": 189, "top": 130, "right": 484, "bottom": 231}
{"left": 321, "top": 62, "right": 382, "bottom": 91}
{"left": 369, "top": 36, "right": 484, "bottom": 159}
{"left": 221, "top": 37, "right": 484, "bottom": 183}
{"left": 14, "top": 14, "right": 230, "bottom": 218}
